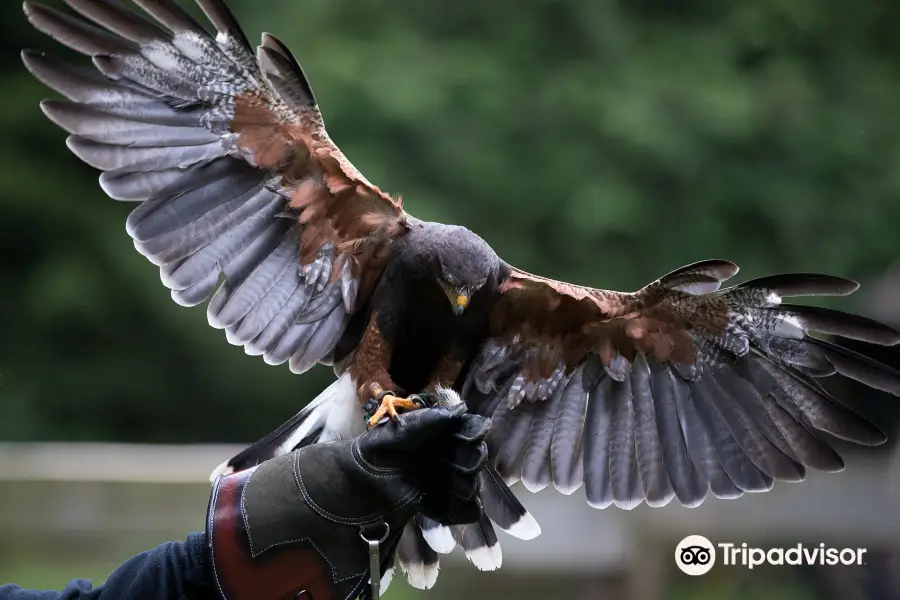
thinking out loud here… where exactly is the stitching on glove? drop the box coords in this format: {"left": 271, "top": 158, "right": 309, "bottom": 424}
{"left": 239, "top": 471, "right": 367, "bottom": 585}
{"left": 247, "top": 535, "right": 367, "bottom": 584}
{"left": 350, "top": 438, "right": 407, "bottom": 477}
{"left": 344, "top": 573, "right": 371, "bottom": 600}
{"left": 292, "top": 451, "right": 420, "bottom": 525}
{"left": 207, "top": 476, "right": 227, "bottom": 600}
{"left": 239, "top": 475, "right": 256, "bottom": 557}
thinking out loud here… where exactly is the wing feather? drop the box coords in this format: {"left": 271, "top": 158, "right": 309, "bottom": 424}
{"left": 608, "top": 375, "right": 643, "bottom": 509}
{"left": 631, "top": 354, "right": 675, "bottom": 507}
{"left": 649, "top": 362, "right": 706, "bottom": 506}
{"left": 549, "top": 367, "right": 588, "bottom": 495}
{"left": 583, "top": 377, "right": 613, "bottom": 508}
{"left": 25, "top": 0, "right": 408, "bottom": 375}
{"left": 520, "top": 375, "right": 566, "bottom": 492}
{"left": 464, "top": 260, "right": 900, "bottom": 509}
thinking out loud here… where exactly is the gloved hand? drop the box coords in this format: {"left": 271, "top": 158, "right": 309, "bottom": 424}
{"left": 207, "top": 404, "right": 490, "bottom": 600}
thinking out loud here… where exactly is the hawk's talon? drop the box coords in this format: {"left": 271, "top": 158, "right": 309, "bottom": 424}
{"left": 366, "top": 393, "right": 426, "bottom": 429}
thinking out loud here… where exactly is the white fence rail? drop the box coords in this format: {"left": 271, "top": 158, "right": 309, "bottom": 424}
{"left": 1, "top": 442, "right": 899, "bottom": 580}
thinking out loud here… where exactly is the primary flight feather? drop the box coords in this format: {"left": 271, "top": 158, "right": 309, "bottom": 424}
{"left": 22, "top": 0, "right": 900, "bottom": 590}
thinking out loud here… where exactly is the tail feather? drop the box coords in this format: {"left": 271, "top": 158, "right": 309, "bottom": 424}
{"left": 209, "top": 372, "right": 361, "bottom": 480}
{"left": 417, "top": 515, "right": 455, "bottom": 554}
{"left": 397, "top": 521, "right": 440, "bottom": 590}
{"left": 480, "top": 466, "right": 541, "bottom": 540}
{"left": 451, "top": 512, "right": 502, "bottom": 571}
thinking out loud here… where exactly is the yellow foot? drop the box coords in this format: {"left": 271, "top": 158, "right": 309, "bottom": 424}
{"left": 367, "top": 392, "right": 425, "bottom": 429}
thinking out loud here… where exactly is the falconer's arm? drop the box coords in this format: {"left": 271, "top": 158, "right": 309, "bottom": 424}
{"left": 0, "top": 535, "right": 214, "bottom": 600}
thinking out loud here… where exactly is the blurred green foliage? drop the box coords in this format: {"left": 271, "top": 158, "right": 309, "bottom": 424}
{"left": 1, "top": 0, "right": 899, "bottom": 443}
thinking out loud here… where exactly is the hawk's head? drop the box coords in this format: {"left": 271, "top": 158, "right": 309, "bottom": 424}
{"left": 426, "top": 224, "right": 501, "bottom": 316}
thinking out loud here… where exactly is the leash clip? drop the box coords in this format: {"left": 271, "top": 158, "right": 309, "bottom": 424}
{"left": 359, "top": 522, "right": 390, "bottom": 600}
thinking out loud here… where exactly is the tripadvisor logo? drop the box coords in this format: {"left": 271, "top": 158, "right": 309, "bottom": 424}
{"left": 675, "top": 535, "right": 867, "bottom": 575}
{"left": 675, "top": 535, "right": 716, "bottom": 576}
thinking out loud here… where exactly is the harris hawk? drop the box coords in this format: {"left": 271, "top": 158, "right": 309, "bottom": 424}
{"left": 22, "top": 0, "right": 900, "bottom": 591}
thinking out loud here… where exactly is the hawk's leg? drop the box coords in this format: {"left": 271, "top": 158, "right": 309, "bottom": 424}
{"left": 364, "top": 385, "right": 428, "bottom": 429}
{"left": 348, "top": 311, "right": 428, "bottom": 428}
{"left": 365, "top": 353, "right": 467, "bottom": 427}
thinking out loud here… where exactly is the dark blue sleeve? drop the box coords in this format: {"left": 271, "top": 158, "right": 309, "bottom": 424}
{"left": 0, "top": 533, "right": 218, "bottom": 600}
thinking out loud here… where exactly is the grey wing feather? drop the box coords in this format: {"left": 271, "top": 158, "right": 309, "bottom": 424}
{"left": 706, "top": 371, "right": 805, "bottom": 482}
{"left": 245, "top": 284, "right": 314, "bottom": 356}
{"left": 231, "top": 257, "right": 303, "bottom": 345}
{"left": 24, "top": 2, "right": 135, "bottom": 55}
{"left": 99, "top": 169, "right": 186, "bottom": 201}
{"left": 131, "top": 0, "right": 209, "bottom": 34}
{"left": 213, "top": 227, "right": 300, "bottom": 328}
{"left": 549, "top": 367, "right": 588, "bottom": 495}
{"left": 671, "top": 376, "right": 742, "bottom": 499}
{"left": 520, "top": 376, "right": 566, "bottom": 492}
{"left": 495, "top": 402, "right": 534, "bottom": 476}
{"left": 288, "top": 303, "right": 347, "bottom": 374}
{"left": 257, "top": 32, "right": 316, "bottom": 108}
{"left": 25, "top": 0, "right": 360, "bottom": 376}
{"left": 630, "top": 355, "right": 675, "bottom": 507}
{"left": 583, "top": 377, "right": 613, "bottom": 509}
{"left": 689, "top": 380, "right": 773, "bottom": 493}
{"left": 608, "top": 375, "right": 643, "bottom": 509}
{"left": 68, "top": 136, "right": 225, "bottom": 171}
{"left": 463, "top": 261, "right": 900, "bottom": 512}
{"left": 649, "top": 362, "right": 706, "bottom": 506}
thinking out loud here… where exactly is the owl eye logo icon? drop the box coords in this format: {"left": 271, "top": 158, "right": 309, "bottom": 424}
{"left": 675, "top": 535, "right": 716, "bottom": 575}
{"left": 681, "top": 546, "right": 711, "bottom": 565}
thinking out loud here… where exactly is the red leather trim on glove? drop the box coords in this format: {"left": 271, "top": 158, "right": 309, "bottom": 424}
{"left": 209, "top": 470, "right": 335, "bottom": 600}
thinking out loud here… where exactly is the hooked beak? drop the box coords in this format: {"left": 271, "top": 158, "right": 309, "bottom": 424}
{"left": 453, "top": 293, "right": 469, "bottom": 316}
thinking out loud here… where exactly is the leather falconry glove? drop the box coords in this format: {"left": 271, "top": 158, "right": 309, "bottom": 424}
{"left": 207, "top": 404, "right": 489, "bottom": 600}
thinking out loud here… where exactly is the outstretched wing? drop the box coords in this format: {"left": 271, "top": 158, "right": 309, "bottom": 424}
{"left": 23, "top": 0, "right": 407, "bottom": 373}
{"left": 463, "top": 259, "right": 900, "bottom": 509}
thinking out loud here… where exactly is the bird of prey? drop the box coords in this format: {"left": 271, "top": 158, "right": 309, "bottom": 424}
{"left": 23, "top": 0, "right": 900, "bottom": 591}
